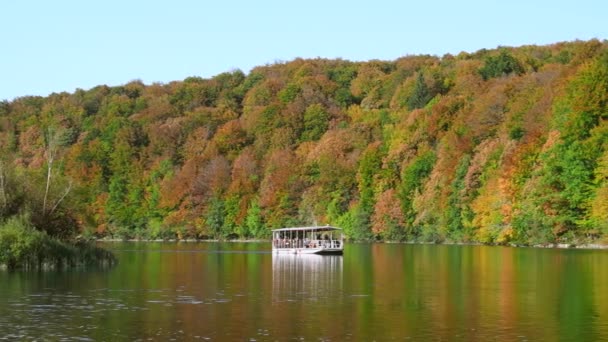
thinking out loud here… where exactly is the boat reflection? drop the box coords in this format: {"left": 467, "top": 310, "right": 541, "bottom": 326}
{"left": 272, "top": 254, "right": 343, "bottom": 303}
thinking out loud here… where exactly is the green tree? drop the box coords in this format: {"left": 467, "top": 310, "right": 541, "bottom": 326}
{"left": 445, "top": 155, "right": 472, "bottom": 240}
{"left": 353, "top": 144, "right": 383, "bottom": 240}
{"left": 479, "top": 49, "right": 524, "bottom": 80}
{"left": 245, "top": 198, "right": 264, "bottom": 238}
{"left": 406, "top": 72, "right": 432, "bottom": 110}
{"left": 300, "top": 104, "right": 330, "bottom": 142}
{"left": 206, "top": 197, "right": 225, "bottom": 239}
{"left": 278, "top": 83, "right": 300, "bottom": 103}
{"left": 399, "top": 151, "right": 436, "bottom": 238}
{"left": 222, "top": 195, "right": 240, "bottom": 238}
{"left": 105, "top": 127, "right": 147, "bottom": 236}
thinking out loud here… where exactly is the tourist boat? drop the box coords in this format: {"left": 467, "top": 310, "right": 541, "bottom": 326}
{"left": 271, "top": 226, "right": 344, "bottom": 255}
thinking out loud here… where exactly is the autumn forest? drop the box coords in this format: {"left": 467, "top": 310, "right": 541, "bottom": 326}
{"left": 1, "top": 40, "right": 607, "bottom": 245}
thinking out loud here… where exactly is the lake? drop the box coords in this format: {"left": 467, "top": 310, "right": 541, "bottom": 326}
{"left": 1, "top": 242, "right": 607, "bottom": 341}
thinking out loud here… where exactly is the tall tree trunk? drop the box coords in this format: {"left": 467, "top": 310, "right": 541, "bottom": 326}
{"left": 0, "top": 161, "right": 6, "bottom": 209}
{"left": 42, "top": 128, "right": 57, "bottom": 215}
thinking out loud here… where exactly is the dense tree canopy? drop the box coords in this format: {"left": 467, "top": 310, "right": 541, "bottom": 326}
{"left": 1, "top": 40, "right": 608, "bottom": 245}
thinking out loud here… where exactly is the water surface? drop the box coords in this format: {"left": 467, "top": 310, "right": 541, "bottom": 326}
{"left": 1, "top": 242, "right": 607, "bottom": 340}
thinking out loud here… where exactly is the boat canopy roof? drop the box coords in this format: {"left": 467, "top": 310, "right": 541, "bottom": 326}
{"left": 271, "top": 225, "right": 342, "bottom": 233}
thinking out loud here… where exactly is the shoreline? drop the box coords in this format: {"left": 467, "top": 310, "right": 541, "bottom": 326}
{"left": 96, "top": 238, "right": 608, "bottom": 250}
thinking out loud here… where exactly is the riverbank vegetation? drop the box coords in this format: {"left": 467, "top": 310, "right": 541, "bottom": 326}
{"left": 1, "top": 40, "right": 607, "bottom": 246}
{"left": 0, "top": 157, "right": 116, "bottom": 270}
{"left": 0, "top": 214, "right": 115, "bottom": 270}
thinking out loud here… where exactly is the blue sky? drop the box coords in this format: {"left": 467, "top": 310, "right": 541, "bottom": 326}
{"left": 1, "top": 0, "right": 606, "bottom": 101}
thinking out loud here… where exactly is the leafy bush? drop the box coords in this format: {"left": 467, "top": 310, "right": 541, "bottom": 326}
{"left": 0, "top": 214, "right": 45, "bottom": 269}
{"left": 0, "top": 214, "right": 116, "bottom": 270}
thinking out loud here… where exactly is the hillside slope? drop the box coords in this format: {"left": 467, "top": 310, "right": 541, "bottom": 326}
{"left": 1, "top": 39, "right": 607, "bottom": 244}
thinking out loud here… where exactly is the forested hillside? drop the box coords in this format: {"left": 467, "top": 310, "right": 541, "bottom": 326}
{"left": 1, "top": 40, "right": 607, "bottom": 245}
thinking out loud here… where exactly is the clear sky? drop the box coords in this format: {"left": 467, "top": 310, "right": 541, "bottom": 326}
{"left": 1, "top": 0, "right": 606, "bottom": 101}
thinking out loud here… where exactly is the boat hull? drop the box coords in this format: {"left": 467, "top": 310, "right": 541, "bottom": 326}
{"left": 273, "top": 247, "right": 343, "bottom": 255}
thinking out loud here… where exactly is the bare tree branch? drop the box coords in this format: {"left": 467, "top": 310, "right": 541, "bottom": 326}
{"left": 50, "top": 180, "right": 73, "bottom": 216}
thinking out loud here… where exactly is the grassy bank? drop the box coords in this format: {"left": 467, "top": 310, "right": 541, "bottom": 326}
{"left": 0, "top": 214, "right": 117, "bottom": 271}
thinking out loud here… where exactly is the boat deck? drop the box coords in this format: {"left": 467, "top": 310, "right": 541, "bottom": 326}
{"left": 271, "top": 226, "right": 344, "bottom": 255}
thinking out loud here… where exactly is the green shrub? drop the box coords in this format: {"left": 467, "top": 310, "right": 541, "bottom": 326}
{"left": 0, "top": 214, "right": 44, "bottom": 269}
{"left": 0, "top": 214, "right": 116, "bottom": 270}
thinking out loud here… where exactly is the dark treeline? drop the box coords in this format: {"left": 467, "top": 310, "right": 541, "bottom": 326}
{"left": 1, "top": 40, "right": 607, "bottom": 245}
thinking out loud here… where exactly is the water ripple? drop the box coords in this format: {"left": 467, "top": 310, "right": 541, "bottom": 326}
{"left": 0, "top": 287, "right": 241, "bottom": 341}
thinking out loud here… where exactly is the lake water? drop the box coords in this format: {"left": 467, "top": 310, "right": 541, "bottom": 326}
{"left": 1, "top": 242, "right": 607, "bottom": 341}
